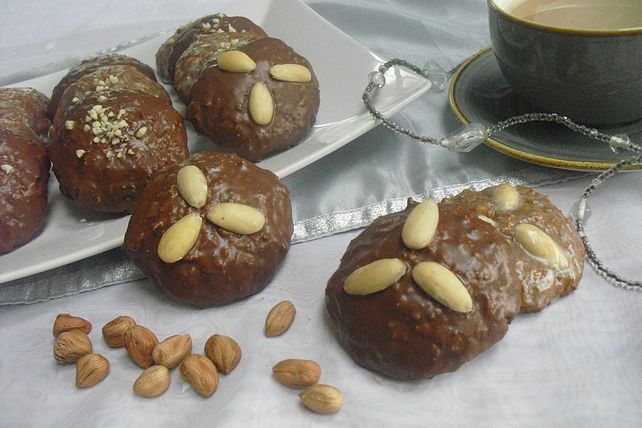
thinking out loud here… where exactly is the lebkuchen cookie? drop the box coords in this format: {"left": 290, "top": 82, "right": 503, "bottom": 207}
{"left": 326, "top": 184, "right": 585, "bottom": 380}
{"left": 157, "top": 13, "right": 320, "bottom": 161}
{"left": 123, "top": 151, "right": 293, "bottom": 308}
{"left": 0, "top": 87, "right": 51, "bottom": 254}
{"left": 48, "top": 54, "right": 189, "bottom": 214}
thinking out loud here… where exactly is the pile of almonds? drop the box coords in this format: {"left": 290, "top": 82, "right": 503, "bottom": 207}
{"left": 51, "top": 300, "right": 343, "bottom": 414}
{"left": 52, "top": 313, "right": 241, "bottom": 398}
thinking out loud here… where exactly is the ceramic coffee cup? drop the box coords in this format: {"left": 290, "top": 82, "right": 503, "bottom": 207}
{"left": 488, "top": 0, "right": 642, "bottom": 126}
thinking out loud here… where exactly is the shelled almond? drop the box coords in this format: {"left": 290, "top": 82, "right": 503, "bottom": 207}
{"left": 265, "top": 300, "right": 296, "bottom": 337}
{"left": 124, "top": 325, "right": 159, "bottom": 368}
{"left": 204, "top": 334, "right": 242, "bottom": 375}
{"left": 102, "top": 315, "right": 136, "bottom": 348}
{"left": 54, "top": 330, "right": 93, "bottom": 364}
{"left": 52, "top": 313, "right": 92, "bottom": 337}
{"left": 152, "top": 334, "right": 192, "bottom": 369}
{"left": 76, "top": 353, "right": 109, "bottom": 388}
{"left": 272, "top": 359, "right": 321, "bottom": 388}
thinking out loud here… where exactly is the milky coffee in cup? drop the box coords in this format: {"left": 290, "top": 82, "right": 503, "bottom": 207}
{"left": 488, "top": 0, "right": 642, "bottom": 126}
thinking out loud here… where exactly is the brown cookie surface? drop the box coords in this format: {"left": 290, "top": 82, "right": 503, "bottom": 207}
{"left": 174, "top": 31, "right": 260, "bottom": 103}
{"left": 0, "top": 87, "right": 50, "bottom": 137}
{"left": 49, "top": 54, "right": 156, "bottom": 116}
{"left": 0, "top": 127, "right": 50, "bottom": 254}
{"left": 156, "top": 14, "right": 267, "bottom": 83}
{"left": 326, "top": 200, "right": 522, "bottom": 380}
{"left": 443, "top": 184, "right": 585, "bottom": 313}
{"left": 123, "top": 151, "right": 293, "bottom": 308}
{"left": 187, "top": 37, "right": 320, "bottom": 161}
{"left": 53, "top": 65, "right": 170, "bottom": 127}
{"left": 48, "top": 93, "right": 188, "bottom": 213}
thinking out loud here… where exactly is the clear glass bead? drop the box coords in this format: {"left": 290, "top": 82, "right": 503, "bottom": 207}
{"left": 423, "top": 60, "right": 448, "bottom": 92}
{"left": 439, "top": 123, "right": 488, "bottom": 152}
{"left": 368, "top": 71, "right": 386, "bottom": 88}
{"left": 608, "top": 134, "right": 631, "bottom": 154}
{"left": 571, "top": 198, "right": 591, "bottom": 222}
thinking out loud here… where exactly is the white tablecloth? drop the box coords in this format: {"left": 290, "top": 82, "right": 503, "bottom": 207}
{"left": 1, "top": 1, "right": 641, "bottom": 427}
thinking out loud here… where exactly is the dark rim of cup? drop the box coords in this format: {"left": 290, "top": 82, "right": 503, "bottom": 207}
{"left": 489, "top": 0, "right": 642, "bottom": 36}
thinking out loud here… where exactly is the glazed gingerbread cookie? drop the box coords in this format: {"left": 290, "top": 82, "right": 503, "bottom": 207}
{"left": 123, "top": 151, "right": 293, "bottom": 308}
{"left": 0, "top": 87, "right": 51, "bottom": 254}
{"left": 0, "top": 87, "right": 50, "bottom": 137}
{"left": 156, "top": 13, "right": 267, "bottom": 84}
{"left": 187, "top": 37, "right": 320, "bottom": 161}
{"left": 326, "top": 199, "right": 522, "bottom": 380}
{"left": 52, "top": 64, "right": 171, "bottom": 128}
{"left": 442, "top": 184, "right": 585, "bottom": 312}
{"left": 174, "top": 30, "right": 261, "bottom": 103}
{"left": 0, "top": 125, "right": 49, "bottom": 254}
{"left": 49, "top": 53, "right": 156, "bottom": 117}
{"left": 49, "top": 92, "right": 188, "bottom": 213}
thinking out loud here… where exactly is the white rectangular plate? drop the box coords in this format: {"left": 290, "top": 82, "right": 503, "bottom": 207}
{"left": 0, "top": 0, "right": 430, "bottom": 284}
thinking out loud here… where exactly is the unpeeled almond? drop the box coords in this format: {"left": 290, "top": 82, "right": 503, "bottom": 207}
{"left": 299, "top": 384, "right": 343, "bottom": 414}
{"left": 53, "top": 313, "right": 92, "bottom": 337}
{"left": 204, "top": 334, "right": 242, "bottom": 375}
{"left": 152, "top": 334, "right": 192, "bottom": 369}
{"left": 124, "top": 325, "right": 159, "bottom": 368}
{"left": 272, "top": 359, "right": 321, "bottom": 388}
{"left": 75, "top": 353, "right": 109, "bottom": 388}
{"left": 180, "top": 354, "right": 219, "bottom": 397}
{"left": 265, "top": 300, "right": 296, "bottom": 337}
{"left": 133, "top": 365, "right": 170, "bottom": 398}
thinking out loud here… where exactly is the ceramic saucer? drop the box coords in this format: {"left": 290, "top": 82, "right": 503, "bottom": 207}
{"left": 449, "top": 47, "right": 641, "bottom": 171}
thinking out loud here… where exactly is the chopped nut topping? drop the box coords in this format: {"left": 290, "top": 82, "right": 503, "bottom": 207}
{"left": 108, "top": 75, "right": 119, "bottom": 84}
{"left": 228, "top": 24, "right": 236, "bottom": 32}
{"left": 202, "top": 22, "right": 212, "bottom": 30}
{"left": 95, "top": 85, "right": 106, "bottom": 92}
{"left": 79, "top": 103, "right": 140, "bottom": 160}
{"left": 75, "top": 149, "right": 86, "bottom": 159}
{"left": 72, "top": 96, "right": 80, "bottom": 103}
{"left": 135, "top": 127, "right": 148, "bottom": 138}
{"left": 98, "top": 95, "right": 107, "bottom": 103}
{"left": 65, "top": 120, "right": 76, "bottom": 130}
{"left": 1, "top": 164, "right": 14, "bottom": 174}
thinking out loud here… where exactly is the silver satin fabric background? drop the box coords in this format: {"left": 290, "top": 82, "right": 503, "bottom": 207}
{"left": 0, "top": 0, "right": 586, "bottom": 304}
